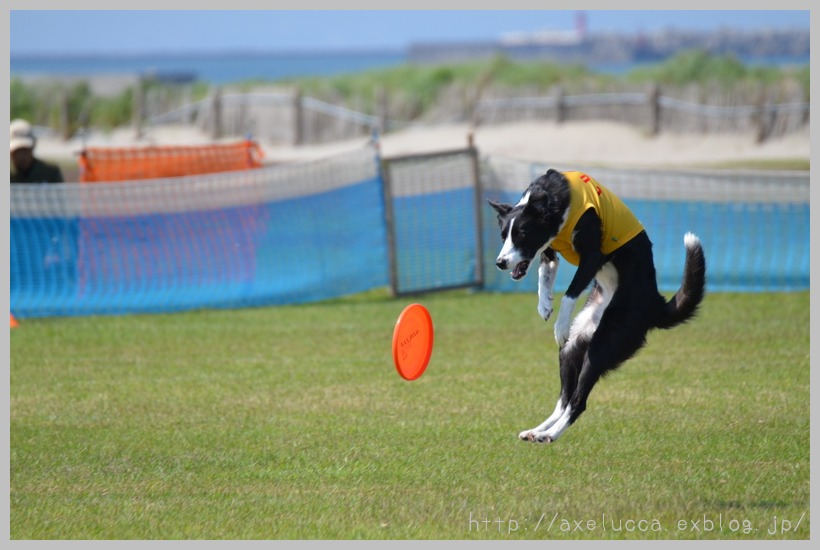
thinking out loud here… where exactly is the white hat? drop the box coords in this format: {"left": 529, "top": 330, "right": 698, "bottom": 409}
{"left": 10, "top": 119, "right": 36, "bottom": 152}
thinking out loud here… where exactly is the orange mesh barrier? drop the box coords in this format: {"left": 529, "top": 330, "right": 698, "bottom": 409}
{"left": 79, "top": 140, "right": 264, "bottom": 183}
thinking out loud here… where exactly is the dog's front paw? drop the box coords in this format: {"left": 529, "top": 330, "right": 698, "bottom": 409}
{"left": 537, "top": 301, "right": 553, "bottom": 322}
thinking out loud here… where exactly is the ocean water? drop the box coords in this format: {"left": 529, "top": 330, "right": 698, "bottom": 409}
{"left": 10, "top": 51, "right": 808, "bottom": 85}
{"left": 10, "top": 51, "right": 408, "bottom": 85}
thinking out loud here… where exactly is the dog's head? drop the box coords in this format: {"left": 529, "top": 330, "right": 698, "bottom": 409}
{"left": 488, "top": 170, "right": 570, "bottom": 281}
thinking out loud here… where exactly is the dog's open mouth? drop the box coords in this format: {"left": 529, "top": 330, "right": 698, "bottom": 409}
{"left": 511, "top": 260, "right": 530, "bottom": 280}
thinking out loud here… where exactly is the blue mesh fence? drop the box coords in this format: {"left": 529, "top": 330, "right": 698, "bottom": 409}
{"left": 11, "top": 147, "right": 388, "bottom": 318}
{"left": 9, "top": 146, "right": 809, "bottom": 319}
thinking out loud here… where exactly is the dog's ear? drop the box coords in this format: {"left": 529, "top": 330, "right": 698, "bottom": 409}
{"left": 524, "top": 188, "right": 550, "bottom": 215}
{"left": 487, "top": 199, "right": 512, "bottom": 222}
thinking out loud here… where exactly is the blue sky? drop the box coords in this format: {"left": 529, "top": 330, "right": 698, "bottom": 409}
{"left": 10, "top": 10, "right": 811, "bottom": 56}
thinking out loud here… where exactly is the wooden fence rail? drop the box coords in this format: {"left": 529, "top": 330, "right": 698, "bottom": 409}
{"left": 140, "top": 83, "right": 809, "bottom": 146}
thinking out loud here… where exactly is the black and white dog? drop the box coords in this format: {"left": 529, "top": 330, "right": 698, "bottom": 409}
{"left": 489, "top": 169, "right": 706, "bottom": 443}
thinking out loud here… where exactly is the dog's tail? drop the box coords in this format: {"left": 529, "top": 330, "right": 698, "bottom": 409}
{"left": 655, "top": 232, "right": 706, "bottom": 330}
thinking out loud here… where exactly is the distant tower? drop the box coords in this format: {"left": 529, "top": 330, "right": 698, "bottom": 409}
{"left": 576, "top": 11, "right": 587, "bottom": 39}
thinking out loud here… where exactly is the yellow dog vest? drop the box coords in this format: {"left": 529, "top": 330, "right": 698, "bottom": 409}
{"left": 549, "top": 171, "right": 644, "bottom": 266}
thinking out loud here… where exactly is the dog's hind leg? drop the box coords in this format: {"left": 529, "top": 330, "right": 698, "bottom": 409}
{"left": 540, "top": 274, "right": 651, "bottom": 443}
{"left": 524, "top": 314, "right": 594, "bottom": 442}
{"left": 553, "top": 308, "right": 648, "bottom": 439}
{"left": 519, "top": 398, "right": 566, "bottom": 440}
{"left": 520, "top": 333, "right": 590, "bottom": 442}
{"left": 521, "top": 280, "right": 611, "bottom": 442}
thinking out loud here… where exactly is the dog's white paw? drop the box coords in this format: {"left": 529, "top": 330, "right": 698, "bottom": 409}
{"left": 537, "top": 300, "right": 553, "bottom": 321}
{"left": 519, "top": 430, "right": 555, "bottom": 443}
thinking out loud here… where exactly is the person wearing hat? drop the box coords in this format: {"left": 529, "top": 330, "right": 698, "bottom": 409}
{"left": 10, "top": 119, "right": 64, "bottom": 184}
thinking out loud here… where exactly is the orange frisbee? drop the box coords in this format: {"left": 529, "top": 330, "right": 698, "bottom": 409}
{"left": 392, "top": 303, "right": 434, "bottom": 381}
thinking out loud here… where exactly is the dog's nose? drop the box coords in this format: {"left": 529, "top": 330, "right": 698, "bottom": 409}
{"left": 496, "top": 258, "right": 507, "bottom": 270}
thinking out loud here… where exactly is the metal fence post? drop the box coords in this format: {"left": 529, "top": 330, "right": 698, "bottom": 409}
{"left": 372, "top": 128, "right": 399, "bottom": 296}
{"left": 381, "top": 156, "right": 399, "bottom": 297}
{"left": 467, "top": 133, "right": 485, "bottom": 289}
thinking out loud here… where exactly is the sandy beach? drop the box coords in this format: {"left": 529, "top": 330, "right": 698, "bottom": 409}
{"left": 35, "top": 119, "right": 809, "bottom": 173}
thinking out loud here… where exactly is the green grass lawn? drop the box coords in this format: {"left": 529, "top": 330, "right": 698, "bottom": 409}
{"left": 10, "top": 290, "right": 810, "bottom": 539}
